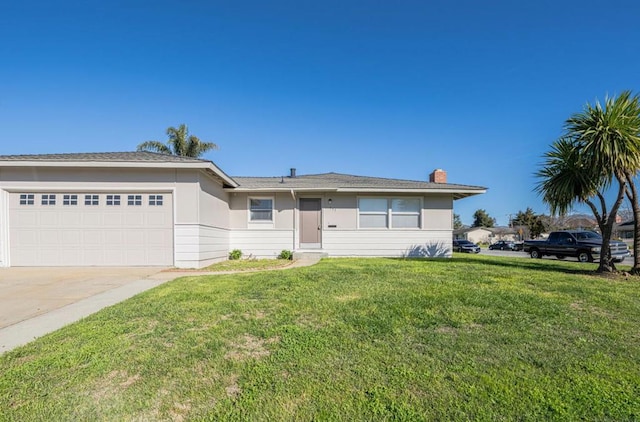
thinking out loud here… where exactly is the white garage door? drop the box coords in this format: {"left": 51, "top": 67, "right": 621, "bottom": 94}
{"left": 9, "top": 192, "right": 173, "bottom": 266}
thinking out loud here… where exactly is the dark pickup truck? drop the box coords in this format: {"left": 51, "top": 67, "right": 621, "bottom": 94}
{"left": 523, "top": 230, "right": 630, "bottom": 263}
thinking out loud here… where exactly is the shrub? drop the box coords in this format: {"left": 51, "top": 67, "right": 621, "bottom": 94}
{"left": 229, "top": 249, "right": 242, "bottom": 260}
{"left": 278, "top": 250, "right": 293, "bottom": 260}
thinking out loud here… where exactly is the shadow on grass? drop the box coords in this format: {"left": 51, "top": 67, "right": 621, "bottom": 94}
{"left": 393, "top": 255, "right": 603, "bottom": 277}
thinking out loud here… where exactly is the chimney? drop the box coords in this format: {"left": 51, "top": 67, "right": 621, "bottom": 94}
{"left": 429, "top": 169, "right": 447, "bottom": 183}
{"left": 290, "top": 168, "right": 297, "bottom": 178}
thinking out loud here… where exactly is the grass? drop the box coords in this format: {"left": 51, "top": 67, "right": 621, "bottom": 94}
{"left": 178, "top": 258, "right": 293, "bottom": 272}
{"left": 1, "top": 255, "right": 639, "bottom": 421}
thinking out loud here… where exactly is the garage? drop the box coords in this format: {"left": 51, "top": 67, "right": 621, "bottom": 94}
{"left": 8, "top": 191, "right": 173, "bottom": 266}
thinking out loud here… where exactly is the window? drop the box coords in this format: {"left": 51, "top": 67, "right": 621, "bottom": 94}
{"left": 358, "top": 198, "right": 421, "bottom": 229}
{"left": 391, "top": 199, "right": 421, "bottom": 228}
{"left": 41, "top": 194, "right": 56, "bottom": 205}
{"left": 128, "top": 195, "right": 142, "bottom": 206}
{"left": 85, "top": 194, "right": 99, "bottom": 206}
{"left": 63, "top": 194, "right": 78, "bottom": 205}
{"left": 106, "top": 195, "right": 121, "bottom": 206}
{"left": 19, "top": 194, "right": 35, "bottom": 205}
{"left": 249, "top": 198, "right": 273, "bottom": 221}
{"left": 149, "top": 195, "right": 163, "bottom": 206}
{"left": 358, "top": 198, "right": 388, "bottom": 228}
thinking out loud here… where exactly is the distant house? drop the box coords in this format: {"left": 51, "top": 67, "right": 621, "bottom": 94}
{"left": 615, "top": 221, "right": 634, "bottom": 245}
{"left": 0, "top": 153, "right": 486, "bottom": 268}
{"left": 453, "top": 226, "right": 518, "bottom": 244}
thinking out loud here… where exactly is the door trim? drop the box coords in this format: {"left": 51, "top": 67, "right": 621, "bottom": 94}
{"left": 299, "top": 198, "right": 322, "bottom": 249}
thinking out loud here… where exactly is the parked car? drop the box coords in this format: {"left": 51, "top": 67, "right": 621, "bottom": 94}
{"left": 453, "top": 239, "right": 481, "bottom": 253}
{"left": 523, "top": 230, "right": 630, "bottom": 263}
{"left": 488, "top": 240, "right": 516, "bottom": 250}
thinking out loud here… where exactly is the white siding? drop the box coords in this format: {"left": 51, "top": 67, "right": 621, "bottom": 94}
{"left": 0, "top": 190, "right": 7, "bottom": 266}
{"left": 230, "top": 229, "right": 294, "bottom": 258}
{"left": 174, "top": 224, "right": 230, "bottom": 268}
{"left": 322, "top": 229, "right": 452, "bottom": 258}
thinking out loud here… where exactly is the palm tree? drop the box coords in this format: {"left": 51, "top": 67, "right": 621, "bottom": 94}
{"left": 537, "top": 91, "right": 640, "bottom": 272}
{"left": 137, "top": 124, "right": 218, "bottom": 158}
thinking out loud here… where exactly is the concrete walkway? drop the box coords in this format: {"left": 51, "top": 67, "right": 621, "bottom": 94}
{"left": 0, "top": 256, "right": 319, "bottom": 354}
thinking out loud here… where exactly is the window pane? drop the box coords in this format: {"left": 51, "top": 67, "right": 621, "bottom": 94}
{"left": 250, "top": 210, "right": 273, "bottom": 221}
{"left": 249, "top": 198, "right": 273, "bottom": 221}
{"left": 359, "top": 198, "right": 387, "bottom": 213}
{"left": 391, "top": 199, "right": 420, "bottom": 213}
{"left": 392, "top": 214, "right": 420, "bottom": 228}
{"left": 360, "top": 214, "right": 388, "bottom": 228}
{"left": 250, "top": 199, "right": 272, "bottom": 210}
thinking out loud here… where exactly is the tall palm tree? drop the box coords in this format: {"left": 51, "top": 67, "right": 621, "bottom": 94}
{"left": 137, "top": 124, "right": 218, "bottom": 158}
{"left": 537, "top": 91, "right": 640, "bottom": 272}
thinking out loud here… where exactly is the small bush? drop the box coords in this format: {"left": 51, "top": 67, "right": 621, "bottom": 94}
{"left": 229, "top": 249, "right": 242, "bottom": 260}
{"left": 278, "top": 250, "right": 293, "bottom": 260}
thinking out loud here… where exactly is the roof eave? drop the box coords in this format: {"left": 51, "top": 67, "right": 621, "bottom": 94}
{"left": 224, "top": 187, "right": 487, "bottom": 196}
{"left": 337, "top": 188, "right": 487, "bottom": 198}
{"left": 224, "top": 187, "right": 338, "bottom": 192}
{"left": 0, "top": 160, "right": 240, "bottom": 188}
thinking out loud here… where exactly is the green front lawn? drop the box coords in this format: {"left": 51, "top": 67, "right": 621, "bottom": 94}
{"left": 1, "top": 256, "right": 639, "bottom": 420}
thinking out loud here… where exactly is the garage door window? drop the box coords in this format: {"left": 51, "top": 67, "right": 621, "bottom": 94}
{"left": 149, "top": 195, "right": 163, "bottom": 206}
{"left": 128, "top": 195, "right": 142, "bottom": 206}
{"left": 85, "top": 195, "right": 99, "bottom": 206}
{"left": 19, "top": 194, "right": 35, "bottom": 205}
{"left": 63, "top": 194, "right": 78, "bottom": 205}
{"left": 41, "top": 194, "right": 56, "bottom": 205}
{"left": 106, "top": 195, "right": 121, "bottom": 206}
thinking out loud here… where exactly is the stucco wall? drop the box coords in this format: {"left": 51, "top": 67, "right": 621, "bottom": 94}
{"left": 226, "top": 191, "right": 455, "bottom": 258}
{"left": 229, "top": 192, "right": 295, "bottom": 229}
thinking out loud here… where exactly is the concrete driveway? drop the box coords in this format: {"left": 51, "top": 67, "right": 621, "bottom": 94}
{"left": 0, "top": 267, "right": 174, "bottom": 353}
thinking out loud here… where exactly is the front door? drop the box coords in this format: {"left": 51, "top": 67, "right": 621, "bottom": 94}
{"left": 300, "top": 198, "right": 321, "bottom": 248}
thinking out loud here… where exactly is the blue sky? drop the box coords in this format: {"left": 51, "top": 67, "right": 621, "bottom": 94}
{"left": 2, "top": 1, "right": 640, "bottom": 226}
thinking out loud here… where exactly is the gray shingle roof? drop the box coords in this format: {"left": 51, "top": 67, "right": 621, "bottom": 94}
{"left": 0, "top": 152, "right": 485, "bottom": 197}
{"left": 0, "top": 151, "right": 208, "bottom": 163}
{"left": 233, "top": 172, "right": 486, "bottom": 196}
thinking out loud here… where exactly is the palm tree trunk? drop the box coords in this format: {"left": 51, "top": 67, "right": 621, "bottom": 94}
{"left": 589, "top": 177, "right": 626, "bottom": 272}
{"left": 624, "top": 172, "right": 640, "bottom": 273}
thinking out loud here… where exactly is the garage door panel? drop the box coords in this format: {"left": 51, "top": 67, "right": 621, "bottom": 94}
{"left": 125, "top": 213, "right": 145, "bottom": 226}
{"left": 103, "top": 213, "right": 124, "bottom": 226}
{"left": 39, "top": 230, "right": 61, "bottom": 245}
{"left": 61, "top": 230, "right": 82, "bottom": 244}
{"left": 14, "top": 211, "right": 38, "bottom": 226}
{"left": 146, "top": 212, "right": 169, "bottom": 226}
{"left": 39, "top": 212, "right": 59, "bottom": 226}
{"left": 60, "top": 212, "right": 81, "bottom": 225}
{"left": 9, "top": 192, "right": 173, "bottom": 266}
{"left": 82, "top": 213, "right": 103, "bottom": 226}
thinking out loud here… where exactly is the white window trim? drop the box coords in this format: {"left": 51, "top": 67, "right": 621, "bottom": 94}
{"left": 84, "top": 194, "right": 100, "bottom": 206}
{"left": 106, "top": 194, "right": 121, "bottom": 206}
{"left": 149, "top": 194, "right": 164, "bottom": 206}
{"left": 127, "top": 194, "right": 143, "bottom": 206}
{"left": 248, "top": 196, "right": 275, "bottom": 224}
{"left": 19, "top": 193, "right": 35, "bottom": 205}
{"left": 357, "top": 197, "right": 423, "bottom": 230}
{"left": 63, "top": 194, "right": 78, "bottom": 206}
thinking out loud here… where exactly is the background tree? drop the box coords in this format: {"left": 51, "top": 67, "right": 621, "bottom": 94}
{"left": 137, "top": 124, "right": 218, "bottom": 158}
{"left": 537, "top": 91, "right": 640, "bottom": 272}
{"left": 472, "top": 209, "right": 496, "bottom": 227}
{"left": 512, "top": 207, "right": 547, "bottom": 238}
{"left": 453, "top": 213, "right": 463, "bottom": 229}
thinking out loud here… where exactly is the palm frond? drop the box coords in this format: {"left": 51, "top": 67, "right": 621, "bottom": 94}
{"left": 140, "top": 124, "right": 218, "bottom": 158}
{"left": 136, "top": 141, "right": 172, "bottom": 154}
{"left": 535, "top": 137, "right": 603, "bottom": 216}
